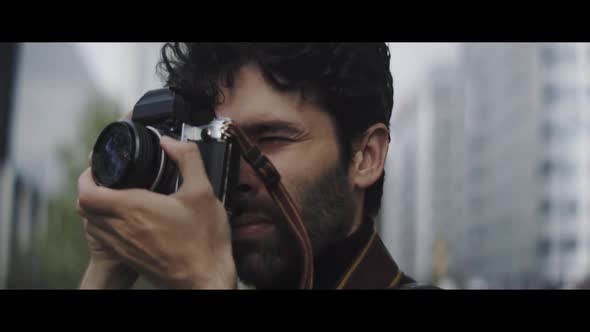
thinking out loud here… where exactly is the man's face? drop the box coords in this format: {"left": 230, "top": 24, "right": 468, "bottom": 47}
{"left": 215, "top": 65, "right": 358, "bottom": 288}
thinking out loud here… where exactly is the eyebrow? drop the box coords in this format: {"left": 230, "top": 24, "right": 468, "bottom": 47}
{"left": 239, "top": 120, "right": 305, "bottom": 137}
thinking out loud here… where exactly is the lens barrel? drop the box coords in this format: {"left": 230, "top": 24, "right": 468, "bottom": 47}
{"left": 92, "top": 121, "right": 164, "bottom": 191}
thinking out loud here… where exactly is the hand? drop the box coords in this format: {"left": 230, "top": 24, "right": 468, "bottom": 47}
{"left": 77, "top": 136, "right": 236, "bottom": 289}
{"left": 79, "top": 112, "right": 138, "bottom": 289}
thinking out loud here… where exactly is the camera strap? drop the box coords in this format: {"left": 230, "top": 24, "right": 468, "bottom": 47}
{"left": 226, "top": 124, "right": 314, "bottom": 289}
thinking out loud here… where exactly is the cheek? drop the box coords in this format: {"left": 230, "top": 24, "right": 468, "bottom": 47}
{"left": 266, "top": 139, "right": 340, "bottom": 202}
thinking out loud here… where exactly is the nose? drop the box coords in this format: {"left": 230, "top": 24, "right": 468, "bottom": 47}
{"left": 237, "top": 156, "right": 263, "bottom": 196}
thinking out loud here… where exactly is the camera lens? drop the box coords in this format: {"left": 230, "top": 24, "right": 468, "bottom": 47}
{"left": 92, "top": 121, "right": 165, "bottom": 190}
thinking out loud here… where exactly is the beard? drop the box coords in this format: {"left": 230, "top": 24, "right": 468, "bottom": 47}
{"left": 231, "top": 161, "right": 356, "bottom": 289}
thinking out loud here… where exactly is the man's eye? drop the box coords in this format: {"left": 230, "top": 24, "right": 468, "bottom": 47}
{"left": 257, "top": 136, "right": 290, "bottom": 143}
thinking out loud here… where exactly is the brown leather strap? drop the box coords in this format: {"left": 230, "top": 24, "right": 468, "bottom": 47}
{"left": 227, "top": 123, "right": 314, "bottom": 289}
{"left": 336, "top": 228, "right": 401, "bottom": 289}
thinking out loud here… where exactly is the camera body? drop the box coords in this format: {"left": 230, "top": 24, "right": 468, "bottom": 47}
{"left": 91, "top": 88, "right": 240, "bottom": 214}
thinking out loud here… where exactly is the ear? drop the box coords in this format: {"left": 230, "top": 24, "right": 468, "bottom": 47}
{"left": 350, "top": 123, "right": 390, "bottom": 190}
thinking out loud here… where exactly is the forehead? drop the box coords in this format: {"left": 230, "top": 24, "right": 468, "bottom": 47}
{"left": 214, "top": 64, "right": 323, "bottom": 127}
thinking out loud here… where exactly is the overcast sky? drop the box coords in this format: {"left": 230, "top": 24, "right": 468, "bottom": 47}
{"left": 387, "top": 43, "right": 459, "bottom": 106}
{"left": 74, "top": 43, "right": 163, "bottom": 111}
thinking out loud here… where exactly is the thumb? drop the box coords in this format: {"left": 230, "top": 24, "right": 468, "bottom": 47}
{"left": 160, "top": 136, "right": 213, "bottom": 197}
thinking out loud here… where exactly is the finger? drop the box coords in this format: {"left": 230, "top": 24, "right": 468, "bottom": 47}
{"left": 79, "top": 209, "right": 126, "bottom": 240}
{"left": 77, "top": 199, "right": 110, "bottom": 221}
{"left": 78, "top": 195, "right": 157, "bottom": 245}
{"left": 85, "top": 220, "right": 160, "bottom": 275}
{"left": 159, "top": 136, "right": 213, "bottom": 197}
{"left": 85, "top": 217, "right": 139, "bottom": 256}
{"left": 78, "top": 166, "right": 175, "bottom": 239}
{"left": 78, "top": 167, "right": 131, "bottom": 216}
{"left": 85, "top": 221, "right": 127, "bottom": 258}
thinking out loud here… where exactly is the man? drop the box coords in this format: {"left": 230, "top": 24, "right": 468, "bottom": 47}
{"left": 77, "top": 43, "right": 429, "bottom": 289}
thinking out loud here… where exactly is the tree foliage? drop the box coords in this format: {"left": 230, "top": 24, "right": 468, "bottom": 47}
{"left": 34, "top": 95, "right": 121, "bottom": 288}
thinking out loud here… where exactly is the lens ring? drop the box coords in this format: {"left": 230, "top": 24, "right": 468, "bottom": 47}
{"left": 91, "top": 122, "right": 135, "bottom": 188}
{"left": 145, "top": 126, "right": 166, "bottom": 191}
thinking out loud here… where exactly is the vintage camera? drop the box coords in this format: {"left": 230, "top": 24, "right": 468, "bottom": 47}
{"left": 91, "top": 88, "right": 240, "bottom": 213}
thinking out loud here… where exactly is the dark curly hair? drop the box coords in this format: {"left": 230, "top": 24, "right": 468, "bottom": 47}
{"left": 157, "top": 43, "right": 394, "bottom": 220}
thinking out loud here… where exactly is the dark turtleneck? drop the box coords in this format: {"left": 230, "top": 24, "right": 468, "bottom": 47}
{"left": 253, "top": 219, "right": 420, "bottom": 289}
{"left": 313, "top": 219, "right": 376, "bottom": 289}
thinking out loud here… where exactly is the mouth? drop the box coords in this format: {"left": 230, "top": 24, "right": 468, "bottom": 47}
{"left": 230, "top": 213, "right": 275, "bottom": 239}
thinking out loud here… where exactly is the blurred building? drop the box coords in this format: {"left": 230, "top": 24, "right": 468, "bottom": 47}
{"left": 384, "top": 43, "right": 590, "bottom": 289}
{"left": 427, "top": 66, "right": 466, "bottom": 286}
{"left": 381, "top": 64, "right": 464, "bottom": 285}
{"left": 1, "top": 43, "right": 47, "bottom": 288}
{"left": 0, "top": 163, "right": 47, "bottom": 288}
{"left": 457, "top": 43, "right": 541, "bottom": 288}
{"left": 457, "top": 43, "right": 590, "bottom": 288}
{"left": 382, "top": 96, "right": 422, "bottom": 279}
{"left": 534, "top": 43, "right": 590, "bottom": 288}
{"left": 1, "top": 43, "right": 19, "bottom": 288}
{"left": 1, "top": 44, "right": 18, "bottom": 163}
